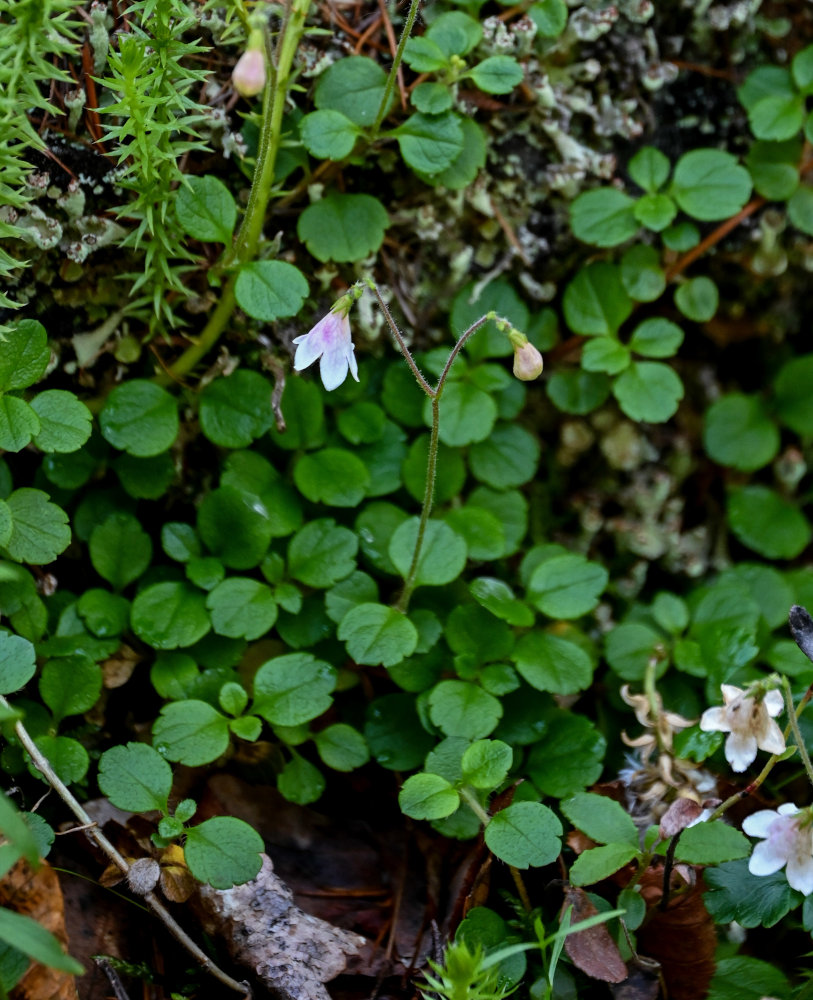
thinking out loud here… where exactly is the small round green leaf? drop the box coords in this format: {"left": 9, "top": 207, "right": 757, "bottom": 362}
{"left": 674, "top": 276, "right": 718, "bottom": 322}
{"left": 0, "top": 320, "right": 49, "bottom": 391}
{"left": 728, "top": 486, "right": 812, "bottom": 559}
{"left": 0, "top": 633, "right": 36, "bottom": 694}
{"left": 39, "top": 656, "right": 102, "bottom": 722}
{"left": 99, "top": 381, "right": 178, "bottom": 457}
{"left": 206, "top": 578, "right": 277, "bottom": 640}
{"left": 461, "top": 739, "right": 513, "bottom": 790}
{"left": 98, "top": 742, "right": 173, "bottom": 812}
{"left": 389, "top": 518, "right": 467, "bottom": 586}
{"left": 563, "top": 263, "right": 632, "bottom": 336}
{"left": 529, "top": 554, "right": 607, "bottom": 619}
{"left": 399, "top": 773, "right": 459, "bottom": 820}
{"left": 629, "top": 318, "right": 683, "bottom": 358}
{"left": 484, "top": 802, "right": 563, "bottom": 869}
{"left": 671, "top": 149, "right": 752, "bottom": 220}
{"left": 176, "top": 175, "right": 237, "bottom": 244}
{"left": 287, "top": 518, "right": 357, "bottom": 587}
{"left": 314, "top": 55, "right": 390, "bottom": 125}
{"left": 338, "top": 602, "right": 418, "bottom": 667}
{"left": 277, "top": 754, "right": 325, "bottom": 804}
{"left": 184, "top": 816, "right": 263, "bottom": 888}
{"left": 30, "top": 391, "right": 92, "bottom": 453}
{"left": 703, "top": 394, "right": 779, "bottom": 471}
{"left": 5, "top": 489, "right": 70, "bottom": 565}
{"left": 253, "top": 653, "right": 336, "bottom": 726}
{"left": 468, "top": 55, "right": 524, "bottom": 95}
{"left": 569, "top": 843, "right": 639, "bottom": 886}
{"left": 235, "top": 261, "right": 309, "bottom": 321}
{"left": 131, "top": 582, "right": 211, "bottom": 649}
{"left": 153, "top": 700, "right": 231, "bottom": 765}
{"left": 294, "top": 448, "right": 370, "bottom": 507}
{"left": 774, "top": 354, "right": 813, "bottom": 434}
{"left": 314, "top": 723, "right": 369, "bottom": 771}
{"left": 612, "top": 361, "right": 684, "bottom": 423}
{"left": 428, "top": 679, "right": 502, "bottom": 739}
{"left": 298, "top": 193, "right": 389, "bottom": 263}
{"left": 0, "top": 397, "right": 40, "bottom": 452}
{"left": 468, "top": 424, "right": 540, "bottom": 489}
{"left": 299, "top": 109, "right": 359, "bottom": 159}
{"left": 197, "top": 485, "right": 273, "bottom": 570}
{"left": 570, "top": 189, "right": 638, "bottom": 248}
{"left": 512, "top": 632, "right": 593, "bottom": 694}
{"left": 395, "top": 112, "right": 464, "bottom": 176}
{"left": 90, "top": 512, "right": 152, "bottom": 590}
{"left": 199, "top": 371, "right": 273, "bottom": 448}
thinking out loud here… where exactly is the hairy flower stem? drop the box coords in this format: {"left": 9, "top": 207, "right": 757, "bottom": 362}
{"left": 784, "top": 676, "right": 813, "bottom": 790}
{"left": 1, "top": 696, "right": 252, "bottom": 996}
{"left": 378, "top": 302, "right": 499, "bottom": 613}
{"left": 370, "top": 0, "right": 422, "bottom": 135}
{"left": 157, "top": 0, "right": 311, "bottom": 385}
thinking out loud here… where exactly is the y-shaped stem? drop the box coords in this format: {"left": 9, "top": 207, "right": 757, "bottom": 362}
{"left": 373, "top": 301, "right": 501, "bottom": 613}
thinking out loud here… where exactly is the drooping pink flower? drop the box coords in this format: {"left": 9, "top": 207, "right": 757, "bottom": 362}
{"left": 512, "top": 340, "right": 544, "bottom": 381}
{"left": 232, "top": 47, "right": 266, "bottom": 98}
{"left": 699, "top": 684, "right": 785, "bottom": 773}
{"left": 293, "top": 308, "right": 359, "bottom": 391}
{"left": 743, "top": 803, "right": 813, "bottom": 895}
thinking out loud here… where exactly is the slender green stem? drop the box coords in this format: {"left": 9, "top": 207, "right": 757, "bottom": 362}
{"left": 158, "top": 0, "right": 311, "bottom": 386}
{"left": 370, "top": 0, "right": 423, "bottom": 135}
{"left": 371, "top": 284, "right": 433, "bottom": 395}
{"left": 380, "top": 305, "right": 510, "bottom": 613}
{"left": 395, "top": 393, "right": 439, "bottom": 613}
{"left": 1, "top": 696, "right": 251, "bottom": 996}
{"left": 459, "top": 786, "right": 491, "bottom": 827}
{"left": 784, "top": 676, "right": 813, "bottom": 789}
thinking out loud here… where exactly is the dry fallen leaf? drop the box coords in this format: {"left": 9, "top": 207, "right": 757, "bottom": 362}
{"left": 562, "top": 886, "right": 627, "bottom": 985}
{"left": 191, "top": 853, "right": 367, "bottom": 1000}
{"left": 2, "top": 857, "right": 78, "bottom": 1000}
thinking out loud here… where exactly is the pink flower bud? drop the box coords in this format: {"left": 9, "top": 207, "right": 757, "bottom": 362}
{"left": 512, "top": 341, "right": 544, "bottom": 381}
{"left": 232, "top": 47, "right": 266, "bottom": 98}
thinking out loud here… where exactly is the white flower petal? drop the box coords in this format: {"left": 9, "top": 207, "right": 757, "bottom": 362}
{"left": 778, "top": 803, "right": 802, "bottom": 817}
{"left": 743, "top": 809, "right": 781, "bottom": 838}
{"left": 748, "top": 838, "right": 788, "bottom": 877}
{"left": 319, "top": 348, "right": 349, "bottom": 392}
{"left": 758, "top": 718, "right": 786, "bottom": 756}
{"left": 700, "top": 706, "right": 730, "bottom": 733}
{"left": 763, "top": 689, "right": 784, "bottom": 718}
{"left": 725, "top": 730, "right": 757, "bottom": 772}
{"left": 721, "top": 684, "right": 744, "bottom": 704}
{"left": 787, "top": 854, "right": 813, "bottom": 896}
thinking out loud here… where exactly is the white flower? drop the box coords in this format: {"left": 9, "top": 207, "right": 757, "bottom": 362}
{"left": 293, "top": 308, "right": 359, "bottom": 391}
{"left": 743, "top": 803, "right": 813, "bottom": 895}
{"left": 699, "top": 684, "right": 785, "bottom": 773}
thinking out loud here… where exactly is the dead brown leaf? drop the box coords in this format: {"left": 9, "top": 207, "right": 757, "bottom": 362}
{"left": 561, "top": 886, "right": 627, "bottom": 984}
{"left": 2, "top": 857, "right": 78, "bottom": 1000}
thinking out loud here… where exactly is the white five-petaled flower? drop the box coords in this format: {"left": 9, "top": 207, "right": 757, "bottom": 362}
{"left": 743, "top": 803, "right": 813, "bottom": 895}
{"left": 699, "top": 684, "right": 785, "bottom": 773}
{"left": 293, "top": 306, "right": 359, "bottom": 391}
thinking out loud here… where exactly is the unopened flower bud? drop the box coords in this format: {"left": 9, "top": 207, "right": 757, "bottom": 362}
{"left": 232, "top": 32, "right": 266, "bottom": 97}
{"left": 512, "top": 339, "right": 544, "bottom": 381}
